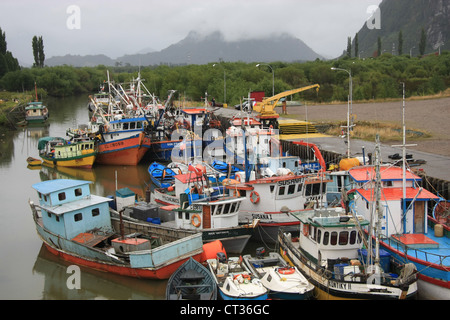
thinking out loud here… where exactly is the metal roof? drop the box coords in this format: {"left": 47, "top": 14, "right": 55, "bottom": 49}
{"left": 32, "top": 179, "right": 91, "bottom": 195}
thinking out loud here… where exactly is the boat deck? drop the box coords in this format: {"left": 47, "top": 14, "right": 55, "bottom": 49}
{"left": 390, "top": 226, "right": 450, "bottom": 267}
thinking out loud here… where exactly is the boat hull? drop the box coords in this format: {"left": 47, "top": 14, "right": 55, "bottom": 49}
{"left": 278, "top": 232, "right": 418, "bottom": 300}
{"left": 34, "top": 217, "right": 203, "bottom": 280}
{"left": 42, "top": 241, "right": 202, "bottom": 280}
{"left": 378, "top": 239, "right": 449, "bottom": 300}
{"left": 218, "top": 290, "right": 268, "bottom": 300}
{"left": 252, "top": 221, "right": 299, "bottom": 244}
{"left": 41, "top": 153, "right": 96, "bottom": 169}
{"left": 204, "top": 234, "right": 251, "bottom": 255}
{"left": 96, "top": 133, "right": 148, "bottom": 165}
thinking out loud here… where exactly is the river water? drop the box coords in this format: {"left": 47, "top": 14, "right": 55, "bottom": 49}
{"left": 0, "top": 95, "right": 167, "bottom": 299}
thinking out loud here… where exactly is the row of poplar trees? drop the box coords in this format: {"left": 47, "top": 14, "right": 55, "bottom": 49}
{"left": 0, "top": 27, "right": 45, "bottom": 78}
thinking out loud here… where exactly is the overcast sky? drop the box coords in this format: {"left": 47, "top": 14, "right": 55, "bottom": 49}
{"left": 1, "top": 0, "right": 382, "bottom": 65}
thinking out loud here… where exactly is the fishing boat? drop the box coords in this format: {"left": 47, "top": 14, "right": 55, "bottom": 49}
{"left": 28, "top": 179, "right": 205, "bottom": 280}
{"left": 152, "top": 164, "right": 227, "bottom": 208}
{"left": 38, "top": 137, "right": 97, "bottom": 168}
{"left": 121, "top": 170, "right": 257, "bottom": 254}
{"left": 149, "top": 162, "right": 183, "bottom": 188}
{"left": 224, "top": 172, "right": 331, "bottom": 244}
{"left": 206, "top": 253, "right": 268, "bottom": 300}
{"left": 27, "top": 156, "right": 42, "bottom": 166}
{"left": 348, "top": 158, "right": 448, "bottom": 299}
{"left": 166, "top": 257, "right": 217, "bottom": 300}
{"left": 150, "top": 160, "right": 238, "bottom": 190}
{"left": 243, "top": 248, "right": 314, "bottom": 300}
{"left": 86, "top": 75, "right": 152, "bottom": 166}
{"left": 24, "top": 83, "right": 49, "bottom": 124}
{"left": 25, "top": 101, "right": 49, "bottom": 124}
{"left": 94, "top": 116, "right": 150, "bottom": 166}
{"left": 164, "top": 193, "right": 258, "bottom": 254}
{"left": 278, "top": 206, "right": 418, "bottom": 300}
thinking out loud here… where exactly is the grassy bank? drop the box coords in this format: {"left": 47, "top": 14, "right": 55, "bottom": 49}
{"left": 318, "top": 121, "right": 431, "bottom": 143}
{"left": 0, "top": 91, "right": 37, "bottom": 129}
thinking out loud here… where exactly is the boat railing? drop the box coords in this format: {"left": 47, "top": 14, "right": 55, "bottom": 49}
{"left": 383, "top": 236, "right": 449, "bottom": 267}
{"left": 278, "top": 230, "right": 405, "bottom": 286}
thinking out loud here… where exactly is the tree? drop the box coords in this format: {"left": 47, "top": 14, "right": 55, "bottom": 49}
{"left": 419, "top": 28, "right": 427, "bottom": 56}
{"left": 0, "top": 27, "right": 6, "bottom": 55}
{"left": 32, "top": 36, "right": 45, "bottom": 67}
{"left": 347, "top": 37, "right": 352, "bottom": 58}
{"left": 398, "top": 31, "right": 403, "bottom": 55}
{"left": 354, "top": 33, "right": 359, "bottom": 58}
{"left": 0, "top": 27, "right": 20, "bottom": 77}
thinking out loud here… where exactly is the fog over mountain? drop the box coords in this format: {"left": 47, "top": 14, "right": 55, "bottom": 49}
{"left": 45, "top": 31, "right": 324, "bottom": 67}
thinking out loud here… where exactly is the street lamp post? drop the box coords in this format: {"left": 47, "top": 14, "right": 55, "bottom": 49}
{"left": 331, "top": 67, "right": 354, "bottom": 158}
{"left": 213, "top": 63, "right": 226, "bottom": 104}
{"left": 256, "top": 63, "right": 274, "bottom": 96}
{"left": 331, "top": 67, "right": 353, "bottom": 117}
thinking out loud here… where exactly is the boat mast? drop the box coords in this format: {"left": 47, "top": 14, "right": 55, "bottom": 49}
{"left": 373, "top": 134, "right": 383, "bottom": 268}
{"left": 392, "top": 83, "right": 416, "bottom": 232}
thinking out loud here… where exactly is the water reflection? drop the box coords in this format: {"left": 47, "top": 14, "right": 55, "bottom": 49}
{"left": 0, "top": 95, "right": 160, "bottom": 299}
{"left": 33, "top": 245, "right": 166, "bottom": 300}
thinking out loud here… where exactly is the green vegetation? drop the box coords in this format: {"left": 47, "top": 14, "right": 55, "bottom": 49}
{"left": 32, "top": 36, "right": 45, "bottom": 68}
{"left": 0, "top": 52, "right": 449, "bottom": 106}
{"left": 0, "top": 27, "right": 20, "bottom": 78}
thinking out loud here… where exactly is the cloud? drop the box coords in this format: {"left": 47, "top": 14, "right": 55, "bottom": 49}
{"left": 0, "top": 0, "right": 382, "bottom": 64}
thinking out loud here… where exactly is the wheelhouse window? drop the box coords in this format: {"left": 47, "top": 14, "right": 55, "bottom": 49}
{"left": 92, "top": 208, "right": 100, "bottom": 217}
{"left": 323, "top": 231, "right": 329, "bottom": 245}
{"left": 74, "top": 188, "right": 82, "bottom": 197}
{"left": 58, "top": 192, "right": 66, "bottom": 201}
{"left": 339, "top": 231, "right": 349, "bottom": 245}
{"left": 288, "top": 184, "right": 295, "bottom": 195}
{"left": 74, "top": 213, "right": 82, "bottom": 222}
{"left": 350, "top": 230, "right": 357, "bottom": 245}
{"left": 330, "top": 231, "right": 338, "bottom": 245}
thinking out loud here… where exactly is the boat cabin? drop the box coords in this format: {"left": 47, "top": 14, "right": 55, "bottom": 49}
{"left": 229, "top": 174, "right": 330, "bottom": 213}
{"left": 174, "top": 195, "right": 243, "bottom": 230}
{"left": 38, "top": 137, "right": 96, "bottom": 160}
{"left": 291, "top": 208, "right": 369, "bottom": 268}
{"left": 348, "top": 166, "right": 440, "bottom": 237}
{"left": 106, "top": 117, "right": 147, "bottom": 134}
{"left": 25, "top": 102, "right": 49, "bottom": 123}
{"left": 31, "top": 179, "right": 112, "bottom": 240}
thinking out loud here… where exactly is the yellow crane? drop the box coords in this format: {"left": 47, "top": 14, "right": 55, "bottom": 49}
{"left": 253, "top": 84, "right": 320, "bottom": 128}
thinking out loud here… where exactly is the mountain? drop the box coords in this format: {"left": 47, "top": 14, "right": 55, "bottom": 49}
{"left": 45, "top": 31, "right": 323, "bottom": 67}
{"left": 117, "top": 31, "right": 323, "bottom": 65}
{"left": 46, "top": 54, "right": 116, "bottom": 67}
{"left": 355, "top": 0, "right": 449, "bottom": 57}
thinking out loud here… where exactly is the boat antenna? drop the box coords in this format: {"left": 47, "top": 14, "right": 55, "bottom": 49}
{"left": 34, "top": 82, "right": 38, "bottom": 101}
{"left": 391, "top": 83, "right": 416, "bottom": 231}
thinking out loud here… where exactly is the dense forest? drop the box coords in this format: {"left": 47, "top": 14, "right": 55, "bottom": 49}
{"left": 1, "top": 52, "right": 449, "bottom": 106}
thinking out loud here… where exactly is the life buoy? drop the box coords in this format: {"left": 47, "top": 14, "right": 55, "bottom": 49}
{"left": 250, "top": 191, "right": 260, "bottom": 204}
{"left": 303, "top": 224, "right": 309, "bottom": 237}
{"left": 277, "top": 267, "right": 295, "bottom": 275}
{"left": 232, "top": 189, "right": 240, "bottom": 197}
{"left": 287, "top": 171, "right": 294, "bottom": 176}
{"left": 233, "top": 274, "right": 251, "bottom": 283}
{"left": 235, "top": 174, "right": 241, "bottom": 182}
{"left": 191, "top": 214, "right": 201, "bottom": 228}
